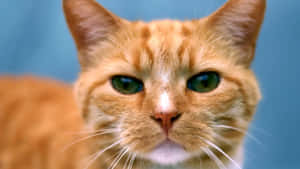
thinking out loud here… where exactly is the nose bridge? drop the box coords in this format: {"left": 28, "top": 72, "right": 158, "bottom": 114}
{"left": 155, "top": 89, "right": 176, "bottom": 114}
{"left": 153, "top": 69, "right": 176, "bottom": 112}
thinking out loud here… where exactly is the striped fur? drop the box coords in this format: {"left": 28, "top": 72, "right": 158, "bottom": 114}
{"left": 66, "top": 0, "right": 266, "bottom": 169}
{"left": 0, "top": 0, "right": 265, "bottom": 169}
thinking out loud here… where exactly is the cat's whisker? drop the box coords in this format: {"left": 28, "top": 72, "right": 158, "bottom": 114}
{"left": 123, "top": 151, "right": 132, "bottom": 169}
{"left": 109, "top": 147, "right": 129, "bottom": 169}
{"left": 126, "top": 153, "right": 133, "bottom": 169}
{"left": 83, "top": 149, "right": 107, "bottom": 167}
{"left": 202, "top": 138, "right": 242, "bottom": 169}
{"left": 103, "top": 147, "right": 123, "bottom": 164}
{"left": 201, "top": 147, "right": 227, "bottom": 169}
{"left": 248, "top": 124, "right": 271, "bottom": 136}
{"left": 212, "top": 124, "right": 262, "bottom": 145}
{"left": 128, "top": 153, "right": 136, "bottom": 169}
{"left": 66, "top": 128, "right": 119, "bottom": 136}
{"left": 118, "top": 143, "right": 137, "bottom": 169}
{"left": 107, "top": 148, "right": 124, "bottom": 169}
{"left": 62, "top": 128, "right": 119, "bottom": 136}
{"left": 83, "top": 139, "right": 122, "bottom": 169}
{"left": 62, "top": 130, "right": 119, "bottom": 152}
{"left": 85, "top": 138, "right": 122, "bottom": 163}
{"left": 212, "top": 133, "right": 232, "bottom": 145}
{"left": 199, "top": 155, "right": 202, "bottom": 169}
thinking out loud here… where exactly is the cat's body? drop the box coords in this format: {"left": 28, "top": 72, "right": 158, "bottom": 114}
{"left": 0, "top": 0, "right": 266, "bottom": 169}
{"left": 0, "top": 77, "right": 89, "bottom": 169}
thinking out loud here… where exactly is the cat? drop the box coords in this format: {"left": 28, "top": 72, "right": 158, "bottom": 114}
{"left": 0, "top": 0, "right": 266, "bottom": 169}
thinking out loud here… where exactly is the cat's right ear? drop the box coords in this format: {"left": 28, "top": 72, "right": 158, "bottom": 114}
{"left": 63, "top": 0, "right": 124, "bottom": 68}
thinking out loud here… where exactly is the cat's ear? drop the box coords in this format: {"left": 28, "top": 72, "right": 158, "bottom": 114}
{"left": 205, "top": 0, "right": 266, "bottom": 66}
{"left": 63, "top": 0, "right": 124, "bottom": 68}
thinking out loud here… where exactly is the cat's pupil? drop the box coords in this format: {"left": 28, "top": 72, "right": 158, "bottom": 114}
{"left": 199, "top": 75, "right": 209, "bottom": 87}
{"left": 121, "top": 78, "right": 131, "bottom": 89}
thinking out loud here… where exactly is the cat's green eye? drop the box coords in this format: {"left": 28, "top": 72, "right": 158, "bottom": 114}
{"left": 187, "top": 72, "right": 220, "bottom": 93}
{"left": 111, "top": 76, "right": 144, "bottom": 95}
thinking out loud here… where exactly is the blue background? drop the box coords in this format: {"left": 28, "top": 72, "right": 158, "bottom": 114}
{"left": 0, "top": 0, "right": 299, "bottom": 169}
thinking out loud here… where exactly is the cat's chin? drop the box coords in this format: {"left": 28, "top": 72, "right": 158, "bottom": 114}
{"left": 143, "top": 140, "right": 191, "bottom": 165}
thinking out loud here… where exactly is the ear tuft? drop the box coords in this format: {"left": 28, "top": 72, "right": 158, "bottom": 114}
{"left": 206, "top": 0, "right": 266, "bottom": 65}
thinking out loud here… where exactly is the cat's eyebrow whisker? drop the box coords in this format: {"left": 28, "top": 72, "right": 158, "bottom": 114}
{"left": 212, "top": 124, "right": 262, "bottom": 145}
{"left": 201, "top": 147, "right": 227, "bottom": 169}
{"left": 201, "top": 138, "right": 242, "bottom": 169}
{"left": 62, "top": 130, "right": 119, "bottom": 152}
{"left": 83, "top": 139, "right": 122, "bottom": 169}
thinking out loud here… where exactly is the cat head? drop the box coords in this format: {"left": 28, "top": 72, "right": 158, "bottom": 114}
{"left": 64, "top": 0, "right": 265, "bottom": 165}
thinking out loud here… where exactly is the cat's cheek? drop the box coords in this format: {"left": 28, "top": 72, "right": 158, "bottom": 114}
{"left": 169, "top": 117, "right": 212, "bottom": 152}
{"left": 210, "top": 98, "right": 251, "bottom": 144}
{"left": 91, "top": 85, "right": 142, "bottom": 116}
{"left": 119, "top": 114, "right": 165, "bottom": 154}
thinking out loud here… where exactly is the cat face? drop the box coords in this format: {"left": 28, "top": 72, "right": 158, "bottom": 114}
{"left": 64, "top": 0, "right": 265, "bottom": 166}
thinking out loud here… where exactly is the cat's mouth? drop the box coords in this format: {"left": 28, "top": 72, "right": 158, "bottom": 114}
{"left": 143, "top": 139, "right": 191, "bottom": 165}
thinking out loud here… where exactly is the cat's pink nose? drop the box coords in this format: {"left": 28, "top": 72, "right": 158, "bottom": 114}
{"left": 151, "top": 112, "right": 182, "bottom": 135}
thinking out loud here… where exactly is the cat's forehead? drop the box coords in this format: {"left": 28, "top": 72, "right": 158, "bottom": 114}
{"left": 89, "top": 19, "right": 214, "bottom": 81}
{"left": 124, "top": 20, "right": 206, "bottom": 73}
{"left": 132, "top": 19, "right": 202, "bottom": 40}
{"left": 139, "top": 20, "right": 197, "bottom": 35}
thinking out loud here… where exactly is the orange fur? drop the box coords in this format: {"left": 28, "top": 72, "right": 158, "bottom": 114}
{"left": 0, "top": 0, "right": 265, "bottom": 169}
{"left": 0, "top": 76, "right": 91, "bottom": 169}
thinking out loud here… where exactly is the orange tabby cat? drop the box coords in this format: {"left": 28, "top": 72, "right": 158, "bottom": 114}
{"left": 0, "top": 0, "right": 265, "bottom": 169}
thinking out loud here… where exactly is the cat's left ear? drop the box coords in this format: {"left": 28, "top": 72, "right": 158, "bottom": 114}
{"left": 205, "top": 0, "right": 266, "bottom": 66}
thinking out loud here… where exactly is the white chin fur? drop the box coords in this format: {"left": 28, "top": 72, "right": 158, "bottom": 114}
{"left": 144, "top": 140, "right": 190, "bottom": 165}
